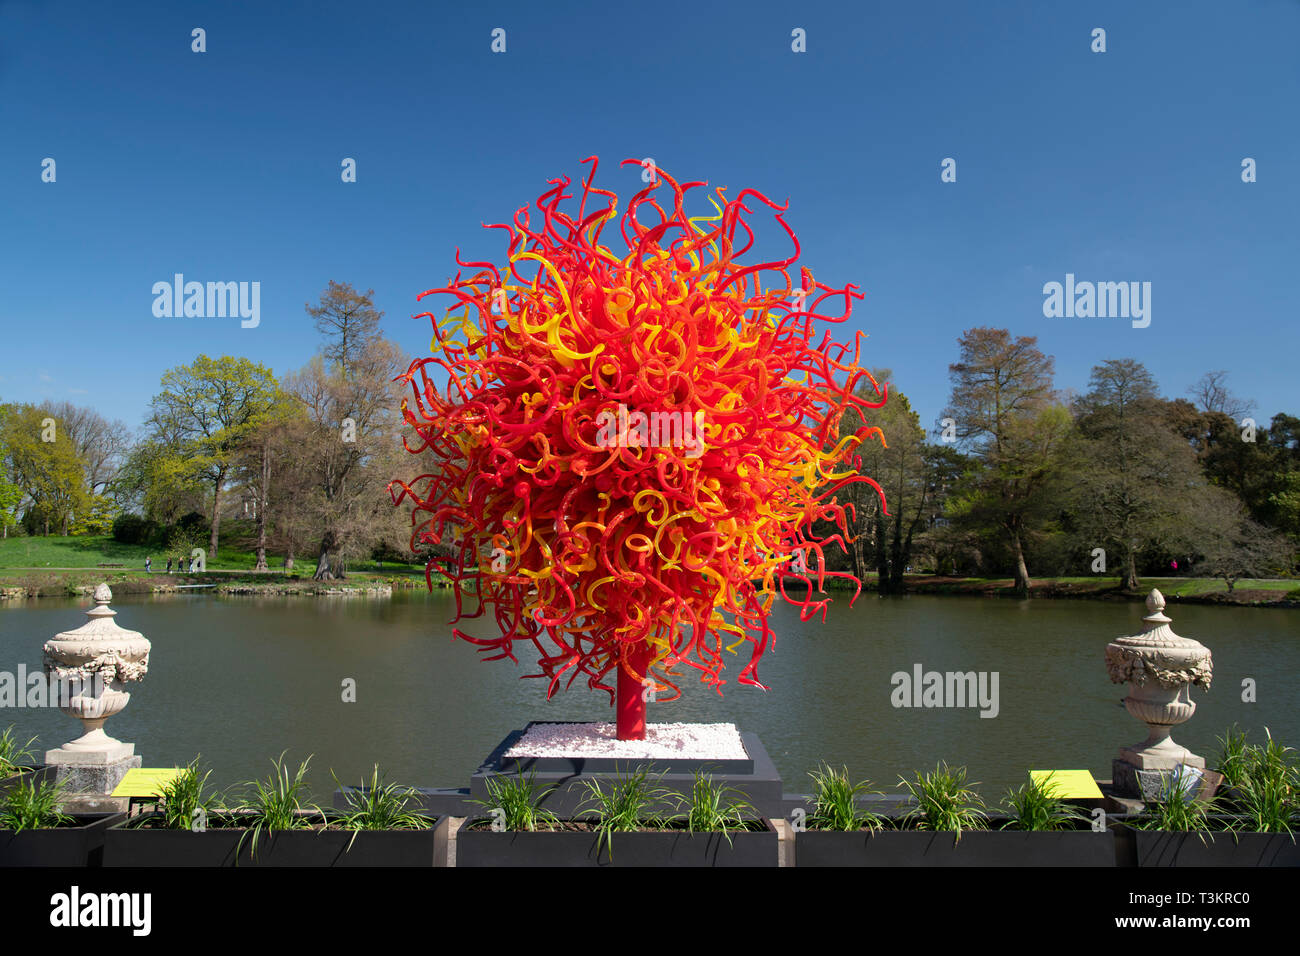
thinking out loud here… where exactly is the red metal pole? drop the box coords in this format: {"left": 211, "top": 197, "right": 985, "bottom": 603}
{"left": 615, "top": 642, "right": 652, "bottom": 740}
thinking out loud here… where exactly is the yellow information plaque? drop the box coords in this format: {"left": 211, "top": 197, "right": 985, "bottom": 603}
{"left": 1028, "top": 769, "right": 1103, "bottom": 799}
{"left": 110, "top": 767, "right": 184, "bottom": 798}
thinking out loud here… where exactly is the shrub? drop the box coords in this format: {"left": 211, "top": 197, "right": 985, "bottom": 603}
{"left": 174, "top": 511, "right": 210, "bottom": 538}
{"left": 111, "top": 513, "right": 160, "bottom": 546}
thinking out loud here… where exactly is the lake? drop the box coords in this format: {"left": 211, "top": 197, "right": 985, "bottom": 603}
{"left": 1, "top": 589, "right": 1294, "bottom": 802}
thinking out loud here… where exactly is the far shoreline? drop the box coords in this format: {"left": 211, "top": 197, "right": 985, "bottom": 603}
{"left": 1, "top": 569, "right": 1295, "bottom": 608}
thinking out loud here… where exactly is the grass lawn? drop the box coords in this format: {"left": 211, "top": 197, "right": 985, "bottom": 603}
{"left": 816, "top": 571, "right": 1298, "bottom": 602}
{"left": 2, "top": 537, "right": 1292, "bottom": 602}
{"left": 0, "top": 535, "right": 426, "bottom": 576}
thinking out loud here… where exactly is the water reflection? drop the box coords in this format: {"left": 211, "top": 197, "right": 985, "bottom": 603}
{"left": 0, "top": 590, "right": 1293, "bottom": 801}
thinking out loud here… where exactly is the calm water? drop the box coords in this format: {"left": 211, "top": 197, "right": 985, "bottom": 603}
{"left": 1, "top": 590, "right": 1294, "bottom": 800}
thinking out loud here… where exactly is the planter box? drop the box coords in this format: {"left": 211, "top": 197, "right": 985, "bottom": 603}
{"left": 1132, "top": 829, "right": 1300, "bottom": 867}
{"left": 0, "top": 813, "right": 125, "bottom": 868}
{"left": 104, "top": 812, "right": 448, "bottom": 867}
{"left": 456, "top": 819, "right": 779, "bottom": 867}
{"left": 0, "top": 765, "right": 54, "bottom": 800}
{"left": 796, "top": 824, "right": 1116, "bottom": 867}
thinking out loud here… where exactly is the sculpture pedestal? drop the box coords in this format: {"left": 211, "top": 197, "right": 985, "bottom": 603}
{"left": 469, "top": 722, "right": 785, "bottom": 819}
{"left": 1111, "top": 755, "right": 1204, "bottom": 802}
{"left": 45, "top": 741, "right": 140, "bottom": 795}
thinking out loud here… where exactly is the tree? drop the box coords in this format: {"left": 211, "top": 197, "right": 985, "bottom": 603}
{"left": 911, "top": 442, "right": 971, "bottom": 574}
{"left": 69, "top": 495, "right": 117, "bottom": 536}
{"left": 1188, "top": 370, "right": 1256, "bottom": 422}
{"left": 0, "top": 404, "right": 90, "bottom": 535}
{"left": 942, "top": 328, "right": 1068, "bottom": 594}
{"left": 114, "top": 439, "right": 208, "bottom": 525}
{"left": 841, "top": 373, "right": 941, "bottom": 594}
{"left": 305, "top": 281, "right": 384, "bottom": 374}
{"left": 0, "top": 409, "right": 25, "bottom": 538}
{"left": 1194, "top": 487, "right": 1292, "bottom": 590}
{"left": 285, "top": 316, "right": 408, "bottom": 579}
{"left": 232, "top": 392, "right": 303, "bottom": 571}
{"left": 1065, "top": 359, "right": 1197, "bottom": 589}
{"left": 37, "top": 401, "right": 130, "bottom": 497}
{"left": 144, "top": 355, "right": 278, "bottom": 556}
{"left": 163, "top": 524, "right": 203, "bottom": 571}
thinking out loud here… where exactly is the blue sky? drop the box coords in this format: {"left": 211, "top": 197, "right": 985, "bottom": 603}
{"left": 2, "top": 0, "right": 1296, "bottom": 434}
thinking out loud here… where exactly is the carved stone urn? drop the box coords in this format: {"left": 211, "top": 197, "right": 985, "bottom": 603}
{"left": 1105, "top": 589, "right": 1212, "bottom": 798}
{"left": 42, "top": 583, "right": 149, "bottom": 792}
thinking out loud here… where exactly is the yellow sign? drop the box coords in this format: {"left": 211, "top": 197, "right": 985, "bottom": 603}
{"left": 111, "top": 767, "right": 184, "bottom": 798}
{"left": 1029, "top": 769, "right": 1103, "bottom": 799}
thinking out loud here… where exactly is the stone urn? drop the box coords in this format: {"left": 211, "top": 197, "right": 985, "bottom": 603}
{"left": 1105, "top": 589, "right": 1212, "bottom": 798}
{"left": 42, "top": 583, "right": 150, "bottom": 792}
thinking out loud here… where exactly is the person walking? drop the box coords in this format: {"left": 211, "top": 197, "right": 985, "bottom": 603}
{"left": 145, "top": 556, "right": 152, "bottom": 573}
{"left": 166, "top": 557, "right": 172, "bottom": 574}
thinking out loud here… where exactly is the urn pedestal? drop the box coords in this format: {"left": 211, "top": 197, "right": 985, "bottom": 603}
{"left": 1104, "top": 590, "right": 1212, "bottom": 801}
{"left": 42, "top": 584, "right": 150, "bottom": 795}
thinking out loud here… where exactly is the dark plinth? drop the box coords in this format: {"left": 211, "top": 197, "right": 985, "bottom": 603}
{"left": 469, "top": 725, "right": 784, "bottom": 819}
{"left": 104, "top": 813, "right": 449, "bottom": 867}
{"left": 795, "top": 826, "right": 1118, "bottom": 867}
{"left": 457, "top": 819, "right": 778, "bottom": 867}
{"left": 0, "top": 813, "right": 124, "bottom": 868}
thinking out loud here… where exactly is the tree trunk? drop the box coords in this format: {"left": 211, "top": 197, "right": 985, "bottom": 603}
{"left": 1010, "top": 527, "right": 1030, "bottom": 596}
{"left": 254, "top": 444, "right": 270, "bottom": 572}
{"left": 888, "top": 509, "right": 906, "bottom": 594}
{"left": 874, "top": 508, "right": 889, "bottom": 595}
{"left": 314, "top": 529, "right": 343, "bottom": 580}
{"left": 1123, "top": 551, "right": 1140, "bottom": 591}
{"left": 210, "top": 470, "right": 225, "bottom": 558}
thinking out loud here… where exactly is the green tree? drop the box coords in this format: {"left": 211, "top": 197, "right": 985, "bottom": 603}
{"left": 0, "top": 406, "right": 24, "bottom": 538}
{"left": 144, "top": 355, "right": 278, "bottom": 556}
{"left": 0, "top": 404, "right": 90, "bottom": 536}
{"left": 69, "top": 495, "right": 117, "bottom": 536}
{"left": 114, "top": 439, "right": 208, "bottom": 525}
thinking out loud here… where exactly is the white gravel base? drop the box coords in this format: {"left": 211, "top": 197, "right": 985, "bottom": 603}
{"left": 506, "top": 722, "right": 748, "bottom": 760}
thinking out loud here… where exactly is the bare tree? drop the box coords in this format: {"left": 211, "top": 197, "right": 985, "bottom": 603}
{"left": 1188, "top": 370, "right": 1256, "bottom": 422}
{"left": 285, "top": 338, "right": 408, "bottom": 579}
{"left": 1194, "top": 486, "right": 1292, "bottom": 590}
{"left": 943, "top": 328, "right": 1068, "bottom": 595}
{"left": 38, "top": 401, "right": 131, "bottom": 497}
{"left": 306, "top": 281, "right": 384, "bottom": 374}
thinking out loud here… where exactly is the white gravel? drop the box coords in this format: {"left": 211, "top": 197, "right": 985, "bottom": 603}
{"left": 505, "top": 722, "right": 748, "bottom": 760}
